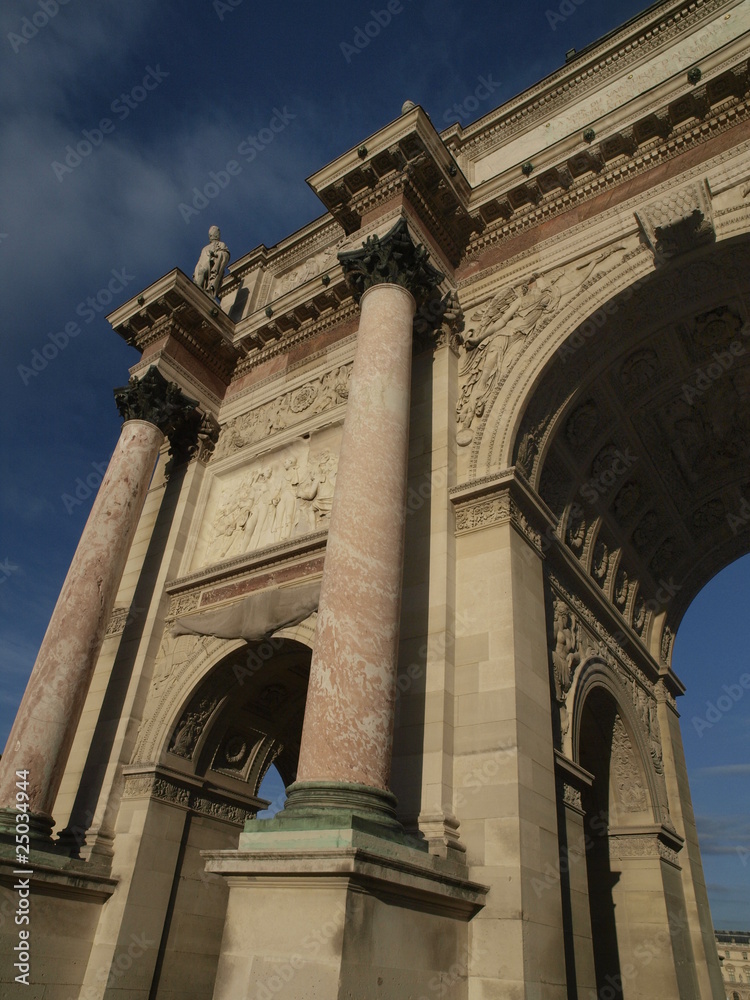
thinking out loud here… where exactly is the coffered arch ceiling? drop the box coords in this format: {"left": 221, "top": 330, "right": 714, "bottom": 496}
{"left": 512, "top": 236, "right": 750, "bottom": 651}
{"left": 162, "top": 639, "right": 312, "bottom": 794}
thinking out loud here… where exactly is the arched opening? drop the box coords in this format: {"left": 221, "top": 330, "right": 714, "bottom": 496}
{"left": 135, "top": 635, "right": 312, "bottom": 999}
{"left": 577, "top": 683, "right": 663, "bottom": 999}
{"left": 502, "top": 236, "right": 750, "bottom": 998}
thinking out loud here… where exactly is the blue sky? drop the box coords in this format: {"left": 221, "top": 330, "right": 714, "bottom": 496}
{"left": 0, "top": 0, "right": 747, "bottom": 929}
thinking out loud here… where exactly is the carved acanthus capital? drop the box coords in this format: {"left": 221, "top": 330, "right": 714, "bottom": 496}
{"left": 166, "top": 410, "right": 221, "bottom": 475}
{"left": 114, "top": 366, "right": 199, "bottom": 437}
{"left": 338, "top": 218, "right": 443, "bottom": 305}
{"left": 414, "top": 291, "right": 464, "bottom": 354}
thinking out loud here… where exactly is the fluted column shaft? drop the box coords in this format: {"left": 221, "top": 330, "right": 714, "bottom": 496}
{"left": 296, "top": 283, "right": 416, "bottom": 790}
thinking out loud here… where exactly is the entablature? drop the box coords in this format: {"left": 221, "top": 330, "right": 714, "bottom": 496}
{"left": 107, "top": 268, "right": 240, "bottom": 387}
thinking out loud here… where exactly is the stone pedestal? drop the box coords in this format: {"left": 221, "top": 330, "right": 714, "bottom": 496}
{"left": 205, "top": 828, "right": 486, "bottom": 1000}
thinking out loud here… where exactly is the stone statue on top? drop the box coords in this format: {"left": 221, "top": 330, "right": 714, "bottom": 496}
{"left": 193, "top": 226, "right": 230, "bottom": 301}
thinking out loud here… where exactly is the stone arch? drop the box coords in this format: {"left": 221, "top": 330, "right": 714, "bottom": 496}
{"left": 474, "top": 230, "right": 750, "bottom": 485}
{"left": 511, "top": 234, "right": 750, "bottom": 999}
{"left": 133, "top": 615, "right": 316, "bottom": 770}
{"left": 569, "top": 659, "right": 662, "bottom": 826}
{"left": 158, "top": 634, "right": 313, "bottom": 794}
{"left": 509, "top": 235, "right": 750, "bottom": 662}
{"left": 569, "top": 669, "right": 689, "bottom": 1000}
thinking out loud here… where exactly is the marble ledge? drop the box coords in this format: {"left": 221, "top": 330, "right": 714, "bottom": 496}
{"left": 204, "top": 827, "right": 488, "bottom": 920}
{"left": 166, "top": 529, "right": 329, "bottom": 595}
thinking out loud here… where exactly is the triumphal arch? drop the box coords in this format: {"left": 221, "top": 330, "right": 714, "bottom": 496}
{"left": 2, "top": 1, "right": 749, "bottom": 997}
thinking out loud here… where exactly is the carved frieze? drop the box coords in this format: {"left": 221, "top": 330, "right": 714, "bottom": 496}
{"left": 609, "top": 833, "right": 680, "bottom": 867}
{"left": 106, "top": 606, "right": 131, "bottom": 638}
{"left": 611, "top": 716, "right": 649, "bottom": 812}
{"left": 456, "top": 247, "right": 624, "bottom": 447}
{"left": 213, "top": 364, "right": 351, "bottom": 462}
{"left": 453, "top": 485, "right": 543, "bottom": 551}
{"left": 167, "top": 592, "right": 201, "bottom": 619}
{"left": 197, "top": 432, "right": 340, "bottom": 569}
{"left": 562, "top": 782, "right": 583, "bottom": 812}
{"left": 122, "top": 771, "right": 255, "bottom": 825}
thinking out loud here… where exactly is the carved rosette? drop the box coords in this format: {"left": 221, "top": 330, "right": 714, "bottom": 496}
{"left": 338, "top": 218, "right": 444, "bottom": 306}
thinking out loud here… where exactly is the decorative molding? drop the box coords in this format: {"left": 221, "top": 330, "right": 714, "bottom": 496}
{"left": 562, "top": 782, "right": 583, "bottom": 812}
{"left": 452, "top": 478, "right": 544, "bottom": 551}
{"left": 213, "top": 364, "right": 351, "bottom": 462}
{"left": 611, "top": 716, "right": 649, "bottom": 812}
{"left": 447, "top": 0, "right": 733, "bottom": 162}
{"left": 636, "top": 180, "right": 715, "bottom": 261}
{"left": 122, "top": 769, "right": 258, "bottom": 825}
{"left": 608, "top": 830, "right": 682, "bottom": 867}
{"left": 105, "top": 606, "right": 131, "bottom": 638}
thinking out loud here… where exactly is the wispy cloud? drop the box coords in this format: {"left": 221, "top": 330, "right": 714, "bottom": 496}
{"left": 697, "top": 764, "right": 750, "bottom": 777}
{"left": 696, "top": 814, "right": 750, "bottom": 855}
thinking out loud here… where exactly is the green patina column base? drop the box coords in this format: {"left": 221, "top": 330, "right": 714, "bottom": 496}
{"left": 0, "top": 805, "right": 54, "bottom": 850}
{"left": 242, "top": 781, "right": 427, "bottom": 853}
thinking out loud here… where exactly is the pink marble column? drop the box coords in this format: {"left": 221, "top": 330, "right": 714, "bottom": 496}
{"left": 0, "top": 420, "right": 164, "bottom": 839}
{"left": 295, "top": 282, "right": 416, "bottom": 793}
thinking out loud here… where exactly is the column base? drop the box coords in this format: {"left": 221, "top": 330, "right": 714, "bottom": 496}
{"left": 0, "top": 806, "right": 54, "bottom": 849}
{"left": 268, "top": 779, "right": 408, "bottom": 833}
{"left": 243, "top": 780, "right": 421, "bottom": 850}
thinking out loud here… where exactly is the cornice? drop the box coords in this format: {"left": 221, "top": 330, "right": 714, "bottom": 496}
{"left": 307, "top": 106, "right": 474, "bottom": 264}
{"left": 465, "top": 64, "right": 750, "bottom": 255}
{"left": 444, "top": 0, "right": 740, "bottom": 162}
{"left": 107, "top": 268, "right": 241, "bottom": 384}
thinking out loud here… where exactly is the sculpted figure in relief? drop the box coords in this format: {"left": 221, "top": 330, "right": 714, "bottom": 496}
{"left": 193, "top": 226, "right": 230, "bottom": 300}
{"left": 551, "top": 602, "right": 582, "bottom": 705}
{"left": 205, "top": 450, "right": 339, "bottom": 565}
{"left": 456, "top": 248, "right": 624, "bottom": 446}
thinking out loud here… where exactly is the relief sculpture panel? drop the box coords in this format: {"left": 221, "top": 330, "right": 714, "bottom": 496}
{"left": 192, "top": 424, "right": 341, "bottom": 570}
